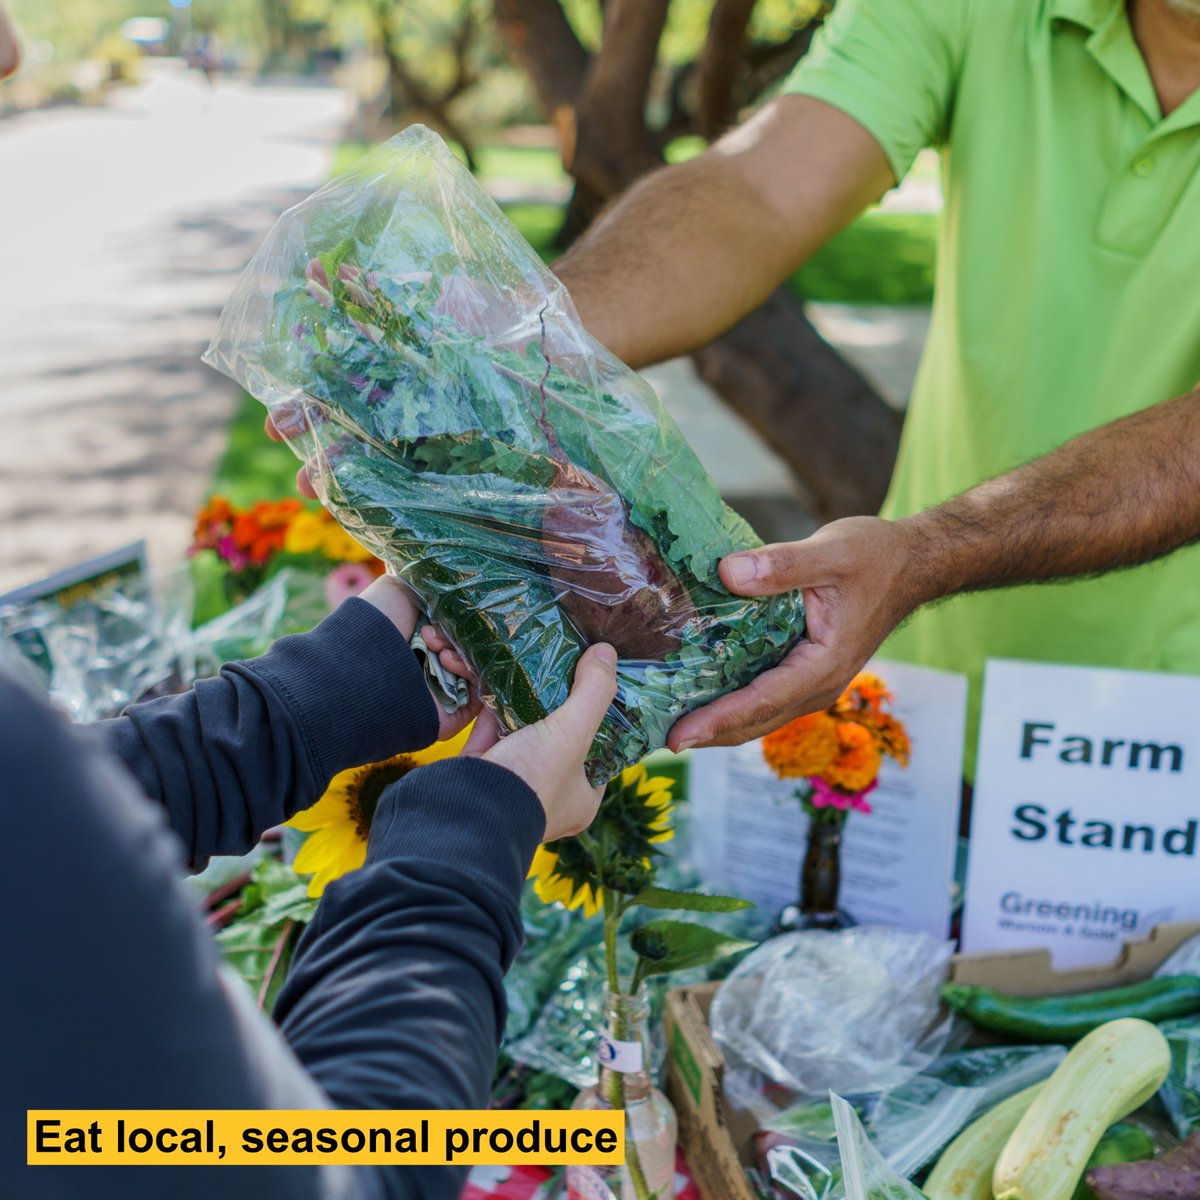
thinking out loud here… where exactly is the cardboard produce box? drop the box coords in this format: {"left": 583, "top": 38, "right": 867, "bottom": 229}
{"left": 663, "top": 921, "right": 1200, "bottom": 1200}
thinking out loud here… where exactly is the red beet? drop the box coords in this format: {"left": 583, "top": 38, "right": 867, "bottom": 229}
{"left": 541, "top": 458, "right": 695, "bottom": 660}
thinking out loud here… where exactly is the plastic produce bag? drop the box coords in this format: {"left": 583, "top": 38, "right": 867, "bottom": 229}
{"left": 0, "top": 566, "right": 194, "bottom": 720}
{"left": 1156, "top": 934, "right": 1200, "bottom": 979}
{"left": 191, "top": 569, "right": 329, "bottom": 678}
{"left": 711, "top": 927, "right": 957, "bottom": 1097}
{"left": 203, "top": 126, "right": 806, "bottom": 781}
{"left": 831, "top": 1094, "right": 926, "bottom": 1200}
{"left": 1160, "top": 1018, "right": 1200, "bottom": 1139}
{"left": 753, "top": 1045, "right": 1066, "bottom": 1199}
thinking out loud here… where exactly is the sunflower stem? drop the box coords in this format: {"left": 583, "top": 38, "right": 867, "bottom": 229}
{"left": 600, "top": 889, "right": 654, "bottom": 1200}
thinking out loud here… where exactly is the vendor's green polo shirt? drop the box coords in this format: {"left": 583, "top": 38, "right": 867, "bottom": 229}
{"left": 784, "top": 0, "right": 1200, "bottom": 774}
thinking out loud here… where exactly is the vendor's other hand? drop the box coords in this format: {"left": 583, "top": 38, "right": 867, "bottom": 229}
{"left": 667, "top": 517, "right": 920, "bottom": 751}
{"left": 459, "top": 643, "right": 618, "bottom": 842}
{"left": 359, "top": 577, "right": 481, "bottom": 741}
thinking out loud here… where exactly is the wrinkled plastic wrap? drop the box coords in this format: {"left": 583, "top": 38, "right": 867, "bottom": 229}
{"left": 1, "top": 567, "right": 334, "bottom": 722}
{"left": 203, "top": 126, "right": 806, "bottom": 782}
{"left": 192, "top": 569, "right": 329, "bottom": 677}
{"left": 1156, "top": 934, "right": 1200, "bottom": 979}
{"left": 712, "top": 927, "right": 957, "bottom": 1098}
{"left": 831, "top": 1094, "right": 925, "bottom": 1200}
{"left": 1161, "top": 1018, "right": 1200, "bottom": 1139}
{"left": 0, "top": 567, "right": 194, "bottom": 720}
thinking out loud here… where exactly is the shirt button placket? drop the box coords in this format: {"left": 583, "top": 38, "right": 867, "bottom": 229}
{"left": 1132, "top": 154, "right": 1156, "bottom": 178}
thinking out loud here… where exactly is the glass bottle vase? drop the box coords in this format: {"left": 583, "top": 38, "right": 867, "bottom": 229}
{"left": 775, "top": 811, "right": 856, "bottom": 933}
{"left": 568, "top": 990, "right": 677, "bottom": 1200}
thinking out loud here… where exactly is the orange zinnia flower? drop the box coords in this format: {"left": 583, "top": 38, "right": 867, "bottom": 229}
{"left": 820, "top": 721, "right": 883, "bottom": 794}
{"left": 762, "top": 712, "right": 840, "bottom": 779}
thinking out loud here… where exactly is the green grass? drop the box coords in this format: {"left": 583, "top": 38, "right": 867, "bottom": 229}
{"left": 795, "top": 211, "right": 937, "bottom": 306}
{"left": 332, "top": 140, "right": 567, "bottom": 190}
{"left": 210, "top": 141, "right": 937, "bottom": 501}
{"left": 210, "top": 399, "right": 300, "bottom": 503}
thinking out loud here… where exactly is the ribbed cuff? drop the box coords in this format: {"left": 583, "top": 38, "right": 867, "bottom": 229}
{"left": 232, "top": 597, "right": 439, "bottom": 782}
{"left": 366, "top": 757, "right": 546, "bottom": 897}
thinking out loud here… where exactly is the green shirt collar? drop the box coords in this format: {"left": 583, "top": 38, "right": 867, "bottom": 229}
{"left": 1052, "top": 0, "right": 1119, "bottom": 29}
{"left": 1056, "top": 0, "right": 1160, "bottom": 122}
{"left": 1054, "top": 0, "right": 1200, "bottom": 128}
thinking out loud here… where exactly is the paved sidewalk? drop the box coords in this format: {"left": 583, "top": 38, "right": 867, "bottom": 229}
{"left": 0, "top": 61, "right": 352, "bottom": 594}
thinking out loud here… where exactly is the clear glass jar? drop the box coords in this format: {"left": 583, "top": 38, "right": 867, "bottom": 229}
{"left": 567, "top": 989, "right": 678, "bottom": 1200}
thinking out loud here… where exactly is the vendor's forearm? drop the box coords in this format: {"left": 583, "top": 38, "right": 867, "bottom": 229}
{"left": 554, "top": 96, "right": 894, "bottom": 368}
{"left": 902, "top": 388, "right": 1200, "bottom": 607}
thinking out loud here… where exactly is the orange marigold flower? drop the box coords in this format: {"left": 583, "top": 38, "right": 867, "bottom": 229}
{"left": 834, "top": 671, "right": 893, "bottom": 719}
{"left": 762, "top": 712, "right": 840, "bottom": 780}
{"left": 820, "top": 721, "right": 883, "bottom": 794}
{"left": 873, "top": 712, "right": 912, "bottom": 767}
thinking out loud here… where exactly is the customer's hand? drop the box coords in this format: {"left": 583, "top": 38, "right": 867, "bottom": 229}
{"left": 668, "top": 517, "right": 922, "bottom": 751}
{"left": 460, "top": 643, "right": 618, "bottom": 842}
{"left": 359, "top": 575, "right": 481, "bottom": 741}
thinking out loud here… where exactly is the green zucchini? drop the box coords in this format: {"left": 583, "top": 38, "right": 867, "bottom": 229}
{"left": 940, "top": 975, "right": 1200, "bottom": 1042}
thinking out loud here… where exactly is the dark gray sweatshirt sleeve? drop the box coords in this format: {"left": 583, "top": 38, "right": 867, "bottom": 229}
{"left": 97, "top": 598, "right": 440, "bottom": 860}
{"left": 274, "top": 757, "right": 545, "bottom": 1200}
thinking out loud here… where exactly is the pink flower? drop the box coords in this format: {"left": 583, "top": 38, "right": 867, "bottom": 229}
{"left": 325, "top": 561, "right": 375, "bottom": 608}
{"left": 809, "top": 776, "right": 878, "bottom": 814}
{"left": 216, "top": 535, "right": 250, "bottom": 571}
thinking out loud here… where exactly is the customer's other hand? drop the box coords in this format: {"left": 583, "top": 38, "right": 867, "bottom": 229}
{"left": 359, "top": 576, "right": 481, "bottom": 741}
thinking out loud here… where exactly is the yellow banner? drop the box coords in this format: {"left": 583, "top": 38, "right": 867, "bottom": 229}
{"left": 27, "top": 1110, "right": 624, "bottom": 1166}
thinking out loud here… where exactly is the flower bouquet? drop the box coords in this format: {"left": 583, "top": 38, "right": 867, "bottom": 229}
{"left": 762, "top": 672, "right": 910, "bottom": 930}
{"left": 190, "top": 495, "right": 384, "bottom": 614}
{"left": 203, "top": 126, "right": 805, "bottom": 782}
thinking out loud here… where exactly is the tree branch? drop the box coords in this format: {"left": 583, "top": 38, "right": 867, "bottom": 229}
{"left": 694, "top": 0, "right": 758, "bottom": 140}
{"left": 571, "top": 0, "right": 670, "bottom": 194}
{"left": 492, "top": 0, "right": 590, "bottom": 115}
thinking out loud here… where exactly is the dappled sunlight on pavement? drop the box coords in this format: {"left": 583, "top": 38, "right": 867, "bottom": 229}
{"left": 0, "top": 60, "right": 352, "bottom": 593}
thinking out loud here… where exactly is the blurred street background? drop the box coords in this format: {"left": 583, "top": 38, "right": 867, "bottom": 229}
{"left": 0, "top": 0, "right": 939, "bottom": 595}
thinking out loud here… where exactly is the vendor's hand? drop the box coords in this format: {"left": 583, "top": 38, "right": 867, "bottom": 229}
{"left": 667, "top": 517, "right": 922, "bottom": 751}
{"left": 359, "top": 576, "right": 481, "bottom": 741}
{"left": 459, "top": 643, "right": 618, "bottom": 842}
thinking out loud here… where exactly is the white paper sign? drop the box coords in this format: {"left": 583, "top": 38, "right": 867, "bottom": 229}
{"left": 689, "top": 659, "right": 966, "bottom": 939}
{"left": 963, "top": 659, "right": 1200, "bottom": 967}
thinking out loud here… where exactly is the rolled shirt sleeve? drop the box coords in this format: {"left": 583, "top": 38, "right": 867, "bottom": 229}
{"left": 780, "top": 0, "right": 973, "bottom": 180}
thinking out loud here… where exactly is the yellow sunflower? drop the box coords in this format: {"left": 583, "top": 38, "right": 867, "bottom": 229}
{"left": 289, "top": 726, "right": 471, "bottom": 897}
{"left": 527, "top": 763, "right": 676, "bottom": 916}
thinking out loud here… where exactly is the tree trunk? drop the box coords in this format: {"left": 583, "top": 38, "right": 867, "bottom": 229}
{"left": 692, "top": 289, "right": 902, "bottom": 521}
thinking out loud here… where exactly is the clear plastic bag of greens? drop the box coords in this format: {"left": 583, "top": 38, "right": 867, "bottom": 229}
{"left": 203, "top": 126, "right": 805, "bottom": 782}
{"left": 753, "top": 1045, "right": 1066, "bottom": 1199}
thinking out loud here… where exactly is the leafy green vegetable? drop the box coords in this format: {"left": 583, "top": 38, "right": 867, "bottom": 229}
{"left": 214, "top": 858, "right": 317, "bottom": 1014}
{"left": 205, "top": 126, "right": 806, "bottom": 782}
